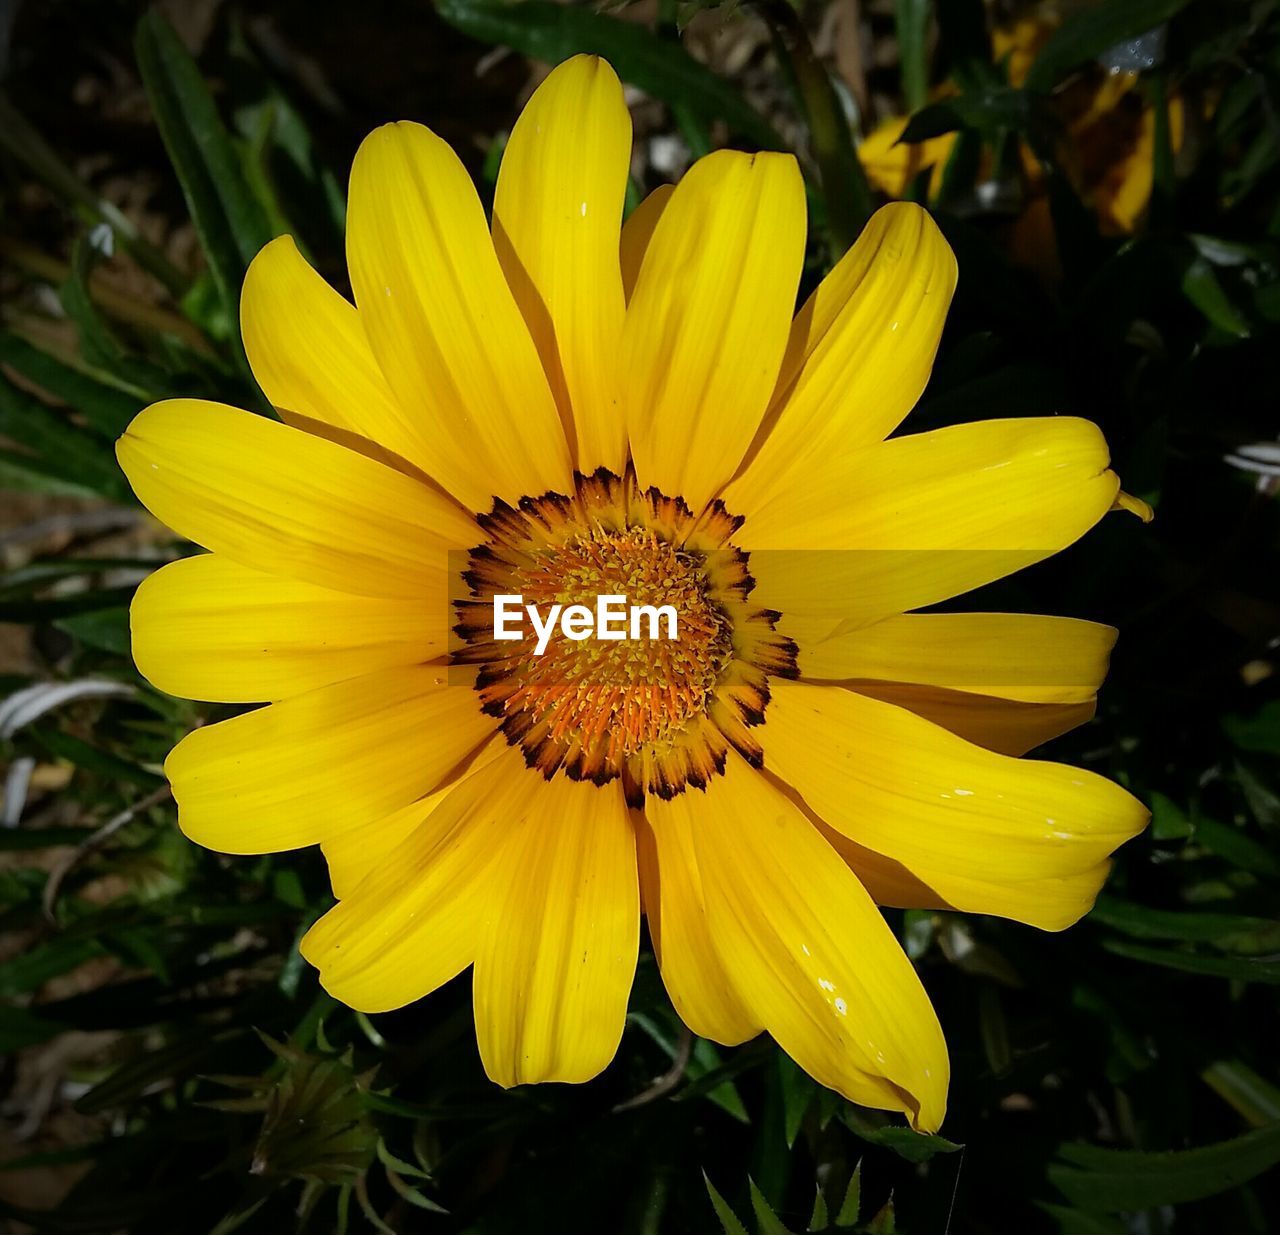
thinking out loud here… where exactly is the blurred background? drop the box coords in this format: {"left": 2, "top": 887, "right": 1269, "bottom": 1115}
{"left": 1, "top": 0, "right": 1279, "bottom": 1231}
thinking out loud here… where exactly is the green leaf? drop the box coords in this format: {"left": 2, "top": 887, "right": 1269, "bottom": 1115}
{"left": 1201, "top": 1061, "right": 1280, "bottom": 1127}
{"left": 675, "top": 1037, "right": 773, "bottom": 1105}
{"left": 894, "top": 0, "right": 931, "bottom": 112}
{"left": 60, "top": 231, "right": 131, "bottom": 372}
{"left": 807, "top": 1184, "right": 828, "bottom": 1232}
{"left": 1234, "top": 759, "right": 1280, "bottom": 831}
{"left": 208, "top": 1198, "right": 270, "bottom": 1235}
{"left": 690, "top": 1036, "right": 751, "bottom": 1124}
{"left": 766, "top": 4, "right": 872, "bottom": 249}
{"left": 179, "top": 270, "right": 234, "bottom": 342}
{"left": 0, "top": 450, "right": 108, "bottom": 498}
{"left": 749, "top": 1178, "right": 796, "bottom": 1235}
{"left": 1024, "top": 0, "right": 1195, "bottom": 93}
{"left": 30, "top": 727, "right": 163, "bottom": 787}
{"left": 56, "top": 607, "right": 132, "bottom": 656}
{"left": 134, "top": 9, "right": 274, "bottom": 336}
{"left": 897, "top": 87, "right": 1031, "bottom": 144}
{"left": 865, "top": 1198, "right": 896, "bottom": 1234}
{"left": 0, "top": 587, "right": 137, "bottom": 623}
{"left": 1, "top": 559, "right": 156, "bottom": 598}
{"left": 237, "top": 100, "right": 297, "bottom": 242}
{"left": 0, "top": 373, "right": 127, "bottom": 500}
{"left": 778, "top": 1054, "right": 816, "bottom": 1149}
{"left": 229, "top": 50, "right": 346, "bottom": 249}
{"left": 374, "top": 1138, "right": 432, "bottom": 1182}
{"left": 1182, "top": 257, "right": 1252, "bottom": 338}
{"left": 0, "top": 331, "right": 142, "bottom": 436}
{"left": 704, "top": 1173, "right": 751, "bottom": 1235}
{"left": 1101, "top": 938, "right": 1280, "bottom": 984}
{"left": 433, "top": 0, "right": 783, "bottom": 151}
{"left": 1148, "top": 790, "right": 1193, "bottom": 840}
{"left": 838, "top": 1106, "right": 962, "bottom": 1162}
{"left": 53, "top": 233, "right": 187, "bottom": 396}
{"left": 834, "top": 1161, "right": 861, "bottom": 1226}
{"left": 1049, "top": 1119, "right": 1280, "bottom": 1211}
{"left": 76, "top": 1032, "right": 238, "bottom": 1114}
{"left": 1194, "top": 816, "right": 1280, "bottom": 878}
{"left": 627, "top": 1010, "right": 750, "bottom": 1121}
{"left": 0, "top": 936, "right": 104, "bottom": 997}
{"left": 1090, "top": 894, "right": 1280, "bottom": 950}
{"left": 1223, "top": 700, "right": 1280, "bottom": 753}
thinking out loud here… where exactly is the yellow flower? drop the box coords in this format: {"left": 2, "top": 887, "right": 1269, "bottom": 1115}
{"left": 117, "top": 55, "right": 1150, "bottom": 1134}
{"left": 861, "top": 11, "right": 1185, "bottom": 236}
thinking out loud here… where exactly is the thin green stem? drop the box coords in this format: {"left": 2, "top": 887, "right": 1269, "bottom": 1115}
{"left": 895, "top": 0, "right": 930, "bottom": 113}
{"left": 761, "top": 1, "right": 873, "bottom": 253}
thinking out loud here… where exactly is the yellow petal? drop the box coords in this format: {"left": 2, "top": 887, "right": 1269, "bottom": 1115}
{"left": 346, "top": 121, "right": 572, "bottom": 511}
{"left": 321, "top": 739, "right": 507, "bottom": 899}
{"left": 1095, "top": 124, "right": 1155, "bottom": 235}
{"left": 650, "top": 757, "right": 948, "bottom": 1131}
{"left": 635, "top": 810, "right": 760, "bottom": 1046}
{"left": 851, "top": 681, "right": 1097, "bottom": 756}
{"left": 764, "top": 773, "right": 953, "bottom": 910}
{"left": 116, "top": 400, "right": 477, "bottom": 598}
{"left": 725, "top": 203, "right": 957, "bottom": 518}
{"left": 322, "top": 797, "right": 434, "bottom": 902}
{"left": 620, "top": 184, "right": 673, "bottom": 303}
{"left": 623, "top": 150, "right": 806, "bottom": 512}
{"left": 302, "top": 743, "right": 525, "bottom": 1011}
{"left": 1090, "top": 94, "right": 1184, "bottom": 235}
{"left": 473, "top": 777, "right": 639, "bottom": 1086}
{"left": 798, "top": 612, "right": 1116, "bottom": 705}
{"left": 166, "top": 668, "right": 493, "bottom": 854}
{"left": 814, "top": 818, "right": 953, "bottom": 911}
{"left": 993, "top": 14, "right": 1056, "bottom": 87}
{"left": 819, "top": 795, "right": 1106, "bottom": 928}
{"left": 132, "top": 554, "right": 442, "bottom": 703}
{"left": 1113, "top": 490, "right": 1154, "bottom": 522}
{"left": 240, "top": 236, "right": 433, "bottom": 471}
{"left": 764, "top": 679, "right": 1149, "bottom": 930}
{"left": 741, "top": 417, "right": 1120, "bottom": 629}
{"left": 857, "top": 115, "right": 957, "bottom": 199}
{"left": 494, "top": 56, "right": 631, "bottom": 474}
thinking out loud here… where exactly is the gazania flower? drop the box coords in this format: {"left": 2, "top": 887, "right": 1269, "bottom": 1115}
{"left": 860, "top": 11, "right": 1186, "bottom": 237}
{"left": 118, "top": 55, "right": 1150, "bottom": 1134}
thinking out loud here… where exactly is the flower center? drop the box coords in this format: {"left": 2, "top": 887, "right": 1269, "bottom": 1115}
{"left": 453, "top": 469, "right": 798, "bottom": 802}
{"left": 501, "top": 526, "right": 735, "bottom": 756}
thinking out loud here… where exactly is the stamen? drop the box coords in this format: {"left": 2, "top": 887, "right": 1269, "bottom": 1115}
{"left": 454, "top": 469, "right": 796, "bottom": 798}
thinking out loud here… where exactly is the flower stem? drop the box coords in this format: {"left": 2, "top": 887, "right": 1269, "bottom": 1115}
{"left": 761, "top": 0, "right": 873, "bottom": 253}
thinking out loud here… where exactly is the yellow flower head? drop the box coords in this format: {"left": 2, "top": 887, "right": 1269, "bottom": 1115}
{"left": 860, "top": 9, "right": 1185, "bottom": 238}
{"left": 117, "top": 55, "right": 1150, "bottom": 1134}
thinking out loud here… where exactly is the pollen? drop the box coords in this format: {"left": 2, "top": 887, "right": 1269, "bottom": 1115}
{"left": 504, "top": 526, "right": 735, "bottom": 761}
{"left": 453, "top": 468, "right": 798, "bottom": 802}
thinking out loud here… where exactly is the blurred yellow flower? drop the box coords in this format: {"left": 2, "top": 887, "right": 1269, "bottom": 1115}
{"left": 860, "top": 12, "right": 1185, "bottom": 236}
{"left": 118, "top": 55, "right": 1150, "bottom": 1133}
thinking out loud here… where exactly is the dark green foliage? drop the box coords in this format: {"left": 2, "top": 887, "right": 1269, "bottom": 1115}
{"left": 2, "top": 1, "right": 1280, "bottom": 1232}
{"left": 134, "top": 9, "right": 276, "bottom": 349}
{"left": 435, "top": 0, "right": 786, "bottom": 151}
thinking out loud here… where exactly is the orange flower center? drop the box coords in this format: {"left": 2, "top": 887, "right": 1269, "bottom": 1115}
{"left": 453, "top": 469, "right": 798, "bottom": 802}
